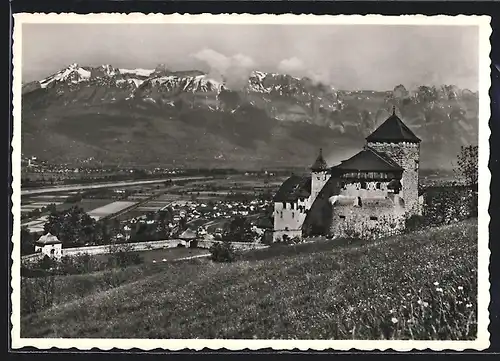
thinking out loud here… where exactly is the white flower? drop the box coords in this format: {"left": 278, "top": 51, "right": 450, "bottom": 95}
{"left": 458, "top": 286, "right": 464, "bottom": 290}
{"left": 433, "top": 281, "right": 439, "bottom": 286}
{"left": 436, "top": 288, "right": 443, "bottom": 293}
{"left": 466, "top": 303, "right": 473, "bottom": 308}
{"left": 423, "top": 301, "right": 429, "bottom": 307}
{"left": 417, "top": 300, "right": 423, "bottom": 305}
{"left": 391, "top": 317, "right": 398, "bottom": 324}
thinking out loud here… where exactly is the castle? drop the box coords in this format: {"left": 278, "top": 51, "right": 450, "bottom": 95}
{"left": 273, "top": 107, "right": 421, "bottom": 241}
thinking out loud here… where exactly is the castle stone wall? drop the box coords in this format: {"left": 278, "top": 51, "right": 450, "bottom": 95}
{"left": 310, "top": 171, "right": 331, "bottom": 207}
{"left": 367, "top": 141, "right": 420, "bottom": 215}
{"left": 330, "top": 199, "right": 406, "bottom": 239}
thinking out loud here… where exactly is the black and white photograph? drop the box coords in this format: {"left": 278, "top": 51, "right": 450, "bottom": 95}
{"left": 11, "top": 13, "right": 490, "bottom": 350}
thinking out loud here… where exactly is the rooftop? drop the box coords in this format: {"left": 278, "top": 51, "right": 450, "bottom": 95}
{"left": 366, "top": 106, "right": 421, "bottom": 143}
{"left": 35, "top": 233, "right": 61, "bottom": 245}
{"left": 332, "top": 146, "right": 403, "bottom": 173}
{"left": 274, "top": 175, "right": 311, "bottom": 202}
{"left": 311, "top": 148, "right": 328, "bottom": 172}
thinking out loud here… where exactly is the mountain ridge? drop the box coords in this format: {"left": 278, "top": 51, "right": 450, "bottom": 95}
{"left": 21, "top": 63, "right": 479, "bottom": 170}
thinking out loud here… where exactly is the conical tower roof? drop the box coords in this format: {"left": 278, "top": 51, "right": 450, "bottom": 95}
{"left": 311, "top": 148, "right": 328, "bottom": 172}
{"left": 366, "top": 106, "right": 421, "bottom": 143}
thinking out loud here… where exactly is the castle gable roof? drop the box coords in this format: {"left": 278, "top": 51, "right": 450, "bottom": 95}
{"left": 311, "top": 148, "right": 328, "bottom": 171}
{"left": 36, "top": 233, "right": 61, "bottom": 245}
{"left": 332, "top": 147, "right": 403, "bottom": 172}
{"left": 274, "top": 175, "right": 311, "bottom": 202}
{"left": 366, "top": 107, "right": 421, "bottom": 143}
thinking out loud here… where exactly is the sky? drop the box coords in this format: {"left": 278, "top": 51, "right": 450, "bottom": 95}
{"left": 22, "top": 23, "right": 479, "bottom": 91}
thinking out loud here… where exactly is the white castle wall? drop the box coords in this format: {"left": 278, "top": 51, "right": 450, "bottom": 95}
{"left": 273, "top": 199, "right": 308, "bottom": 242}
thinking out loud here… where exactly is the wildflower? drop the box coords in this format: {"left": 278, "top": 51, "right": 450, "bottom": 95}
{"left": 433, "top": 281, "right": 439, "bottom": 286}
{"left": 458, "top": 286, "right": 463, "bottom": 290}
{"left": 391, "top": 317, "right": 398, "bottom": 324}
{"left": 417, "top": 300, "right": 422, "bottom": 305}
{"left": 436, "top": 288, "right": 443, "bottom": 293}
{"left": 466, "top": 303, "right": 473, "bottom": 308}
{"left": 406, "top": 293, "right": 411, "bottom": 297}
{"left": 423, "top": 301, "right": 429, "bottom": 307}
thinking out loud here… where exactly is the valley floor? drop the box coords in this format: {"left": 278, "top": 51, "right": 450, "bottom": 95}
{"left": 21, "top": 219, "right": 478, "bottom": 340}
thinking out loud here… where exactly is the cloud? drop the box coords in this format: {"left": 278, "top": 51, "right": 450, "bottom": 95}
{"left": 191, "top": 48, "right": 255, "bottom": 90}
{"left": 277, "top": 57, "right": 306, "bottom": 76}
{"left": 278, "top": 56, "right": 333, "bottom": 86}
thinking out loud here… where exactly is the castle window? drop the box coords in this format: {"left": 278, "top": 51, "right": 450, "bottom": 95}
{"left": 370, "top": 216, "right": 378, "bottom": 221}
{"left": 280, "top": 212, "right": 283, "bottom": 219}
{"left": 356, "top": 197, "right": 363, "bottom": 207}
{"left": 360, "top": 181, "right": 367, "bottom": 189}
{"left": 292, "top": 212, "right": 295, "bottom": 219}
{"left": 376, "top": 182, "right": 381, "bottom": 189}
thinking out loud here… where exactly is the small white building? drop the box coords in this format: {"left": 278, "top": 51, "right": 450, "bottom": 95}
{"left": 34, "top": 233, "right": 62, "bottom": 259}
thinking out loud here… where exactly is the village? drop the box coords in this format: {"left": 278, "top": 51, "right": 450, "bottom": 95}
{"left": 20, "top": 172, "right": 279, "bottom": 263}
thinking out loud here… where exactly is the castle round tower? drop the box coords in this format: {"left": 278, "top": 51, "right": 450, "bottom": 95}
{"left": 310, "top": 148, "right": 331, "bottom": 208}
{"left": 365, "top": 107, "right": 421, "bottom": 215}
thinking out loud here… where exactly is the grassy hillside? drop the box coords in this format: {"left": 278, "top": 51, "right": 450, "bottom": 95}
{"left": 21, "top": 219, "right": 477, "bottom": 340}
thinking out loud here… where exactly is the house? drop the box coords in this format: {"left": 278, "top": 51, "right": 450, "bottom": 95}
{"left": 273, "top": 106, "right": 421, "bottom": 242}
{"left": 34, "top": 233, "right": 62, "bottom": 259}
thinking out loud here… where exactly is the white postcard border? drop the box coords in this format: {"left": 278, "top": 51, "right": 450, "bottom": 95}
{"left": 10, "top": 13, "right": 492, "bottom": 351}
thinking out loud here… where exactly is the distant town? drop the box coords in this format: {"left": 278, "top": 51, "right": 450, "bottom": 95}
{"left": 20, "top": 154, "right": 291, "bottom": 252}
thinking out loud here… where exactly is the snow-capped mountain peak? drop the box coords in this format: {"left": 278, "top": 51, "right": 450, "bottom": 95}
{"left": 35, "top": 63, "right": 336, "bottom": 96}
{"left": 39, "top": 63, "right": 91, "bottom": 88}
{"left": 119, "top": 68, "right": 155, "bottom": 78}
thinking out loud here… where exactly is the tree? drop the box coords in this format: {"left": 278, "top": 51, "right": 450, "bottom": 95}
{"left": 44, "top": 206, "right": 98, "bottom": 247}
{"left": 222, "top": 216, "right": 256, "bottom": 243}
{"left": 156, "top": 211, "right": 172, "bottom": 239}
{"left": 21, "top": 227, "right": 34, "bottom": 255}
{"left": 455, "top": 145, "right": 478, "bottom": 189}
{"left": 209, "top": 241, "right": 237, "bottom": 263}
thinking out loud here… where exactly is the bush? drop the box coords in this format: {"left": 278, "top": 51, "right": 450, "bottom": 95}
{"left": 107, "top": 250, "right": 143, "bottom": 269}
{"left": 405, "top": 214, "right": 428, "bottom": 232}
{"left": 209, "top": 241, "right": 237, "bottom": 263}
{"left": 37, "top": 255, "right": 56, "bottom": 270}
{"left": 21, "top": 275, "right": 56, "bottom": 315}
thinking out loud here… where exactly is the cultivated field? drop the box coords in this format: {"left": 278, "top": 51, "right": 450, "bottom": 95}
{"left": 87, "top": 201, "right": 137, "bottom": 220}
{"left": 21, "top": 218, "right": 477, "bottom": 340}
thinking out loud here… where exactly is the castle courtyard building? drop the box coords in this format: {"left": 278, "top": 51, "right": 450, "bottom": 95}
{"left": 273, "top": 107, "right": 421, "bottom": 242}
